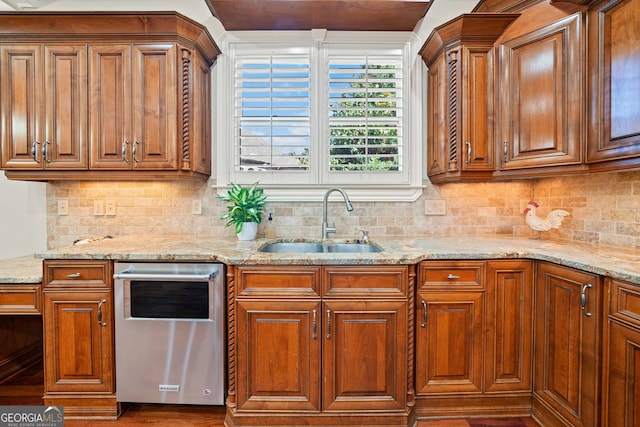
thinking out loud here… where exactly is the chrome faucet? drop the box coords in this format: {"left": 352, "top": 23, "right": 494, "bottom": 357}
{"left": 322, "top": 188, "right": 353, "bottom": 240}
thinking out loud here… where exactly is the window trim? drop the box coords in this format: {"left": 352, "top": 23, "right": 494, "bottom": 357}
{"left": 214, "top": 30, "right": 424, "bottom": 202}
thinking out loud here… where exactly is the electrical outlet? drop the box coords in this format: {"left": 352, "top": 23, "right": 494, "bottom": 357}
{"left": 424, "top": 199, "right": 446, "bottom": 216}
{"left": 105, "top": 200, "right": 116, "bottom": 216}
{"left": 192, "top": 199, "right": 202, "bottom": 215}
{"left": 57, "top": 199, "right": 69, "bottom": 216}
{"left": 94, "top": 200, "right": 104, "bottom": 216}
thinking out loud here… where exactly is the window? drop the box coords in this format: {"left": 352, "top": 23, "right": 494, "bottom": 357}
{"left": 234, "top": 55, "right": 311, "bottom": 172}
{"left": 216, "top": 32, "right": 422, "bottom": 201}
{"left": 327, "top": 54, "right": 403, "bottom": 173}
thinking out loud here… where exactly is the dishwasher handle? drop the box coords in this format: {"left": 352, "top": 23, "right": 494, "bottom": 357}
{"left": 113, "top": 272, "right": 218, "bottom": 281}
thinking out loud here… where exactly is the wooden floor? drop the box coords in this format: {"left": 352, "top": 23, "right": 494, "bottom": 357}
{"left": 0, "top": 362, "right": 541, "bottom": 427}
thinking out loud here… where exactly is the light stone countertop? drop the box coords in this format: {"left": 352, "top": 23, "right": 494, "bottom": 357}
{"left": 28, "top": 234, "right": 640, "bottom": 286}
{"left": 0, "top": 255, "right": 42, "bottom": 284}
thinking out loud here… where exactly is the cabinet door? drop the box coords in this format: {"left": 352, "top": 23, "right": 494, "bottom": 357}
{"left": 1, "top": 44, "right": 43, "bottom": 169}
{"left": 498, "top": 14, "right": 582, "bottom": 171}
{"left": 485, "top": 260, "right": 533, "bottom": 393}
{"left": 0, "top": 43, "right": 87, "bottom": 170}
{"left": 416, "top": 291, "right": 483, "bottom": 394}
{"left": 236, "top": 300, "right": 321, "bottom": 411}
{"left": 89, "top": 44, "right": 132, "bottom": 169}
{"left": 587, "top": 0, "right": 640, "bottom": 165}
{"left": 461, "top": 45, "right": 494, "bottom": 172}
{"left": 43, "top": 44, "right": 87, "bottom": 169}
{"left": 606, "top": 321, "right": 640, "bottom": 427}
{"left": 191, "top": 50, "right": 212, "bottom": 175}
{"left": 43, "top": 290, "right": 114, "bottom": 393}
{"left": 426, "top": 53, "right": 447, "bottom": 179}
{"left": 323, "top": 300, "right": 406, "bottom": 411}
{"left": 131, "top": 44, "right": 177, "bottom": 170}
{"left": 534, "top": 262, "right": 601, "bottom": 427}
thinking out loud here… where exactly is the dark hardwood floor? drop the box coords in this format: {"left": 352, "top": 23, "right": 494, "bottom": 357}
{"left": 0, "top": 362, "right": 541, "bottom": 427}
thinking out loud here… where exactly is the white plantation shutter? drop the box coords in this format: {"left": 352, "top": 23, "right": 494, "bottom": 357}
{"left": 327, "top": 55, "right": 403, "bottom": 172}
{"left": 223, "top": 35, "right": 419, "bottom": 199}
{"left": 234, "top": 55, "right": 311, "bottom": 172}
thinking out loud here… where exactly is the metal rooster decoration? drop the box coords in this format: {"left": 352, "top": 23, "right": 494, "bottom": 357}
{"left": 523, "top": 201, "right": 569, "bottom": 238}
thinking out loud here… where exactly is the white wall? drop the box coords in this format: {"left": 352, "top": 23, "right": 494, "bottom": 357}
{"left": 36, "top": 0, "right": 226, "bottom": 39}
{"left": 0, "top": 172, "right": 47, "bottom": 259}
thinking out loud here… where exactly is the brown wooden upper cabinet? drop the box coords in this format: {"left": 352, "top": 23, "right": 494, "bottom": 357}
{"left": 495, "top": 6, "right": 584, "bottom": 177}
{"left": 420, "top": 14, "right": 519, "bottom": 183}
{"left": 423, "top": 0, "right": 640, "bottom": 183}
{"left": 0, "top": 13, "right": 219, "bottom": 181}
{"left": 587, "top": 0, "right": 640, "bottom": 169}
{"left": 1, "top": 43, "right": 88, "bottom": 170}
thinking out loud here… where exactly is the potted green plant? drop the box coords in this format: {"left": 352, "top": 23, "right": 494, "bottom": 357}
{"left": 218, "top": 182, "right": 267, "bottom": 240}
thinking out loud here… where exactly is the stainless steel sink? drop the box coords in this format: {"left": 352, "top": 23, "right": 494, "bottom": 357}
{"left": 258, "top": 241, "right": 382, "bottom": 253}
{"left": 259, "top": 242, "right": 324, "bottom": 253}
{"left": 325, "top": 243, "right": 382, "bottom": 253}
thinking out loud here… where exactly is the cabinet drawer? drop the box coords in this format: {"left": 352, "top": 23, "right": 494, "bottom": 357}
{"left": 43, "top": 260, "right": 112, "bottom": 289}
{"left": 609, "top": 278, "right": 640, "bottom": 328}
{"left": 323, "top": 266, "right": 408, "bottom": 298}
{"left": 0, "top": 285, "right": 41, "bottom": 314}
{"left": 418, "top": 261, "right": 484, "bottom": 290}
{"left": 236, "top": 266, "right": 321, "bottom": 297}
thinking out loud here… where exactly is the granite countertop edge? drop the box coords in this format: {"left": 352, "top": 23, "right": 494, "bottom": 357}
{"left": 2, "top": 235, "right": 637, "bottom": 285}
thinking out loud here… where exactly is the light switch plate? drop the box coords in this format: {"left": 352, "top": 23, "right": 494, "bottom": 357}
{"left": 94, "top": 200, "right": 104, "bottom": 216}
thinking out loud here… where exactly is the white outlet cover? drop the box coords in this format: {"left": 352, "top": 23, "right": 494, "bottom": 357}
{"left": 192, "top": 199, "right": 202, "bottom": 215}
{"left": 57, "top": 199, "right": 68, "bottom": 216}
{"left": 105, "top": 200, "right": 116, "bottom": 216}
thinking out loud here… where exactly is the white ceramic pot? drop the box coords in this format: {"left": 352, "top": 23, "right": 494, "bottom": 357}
{"left": 237, "top": 222, "right": 258, "bottom": 241}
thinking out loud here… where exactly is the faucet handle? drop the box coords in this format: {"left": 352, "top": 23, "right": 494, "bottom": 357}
{"left": 358, "top": 229, "right": 369, "bottom": 244}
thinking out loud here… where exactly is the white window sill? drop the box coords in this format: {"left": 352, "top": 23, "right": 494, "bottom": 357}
{"left": 212, "top": 182, "right": 424, "bottom": 202}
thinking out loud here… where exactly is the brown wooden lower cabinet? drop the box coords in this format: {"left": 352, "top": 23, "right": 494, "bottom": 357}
{"left": 229, "top": 264, "right": 411, "bottom": 426}
{"left": 322, "top": 299, "right": 407, "bottom": 412}
{"left": 485, "top": 260, "right": 533, "bottom": 394}
{"left": 236, "top": 299, "right": 321, "bottom": 411}
{"left": 533, "top": 261, "right": 602, "bottom": 427}
{"left": 42, "top": 260, "right": 118, "bottom": 419}
{"left": 416, "top": 291, "right": 484, "bottom": 395}
{"left": 415, "top": 260, "right": 533, "bottom": 418}
{"left": 603, "top": 278, "right": 640, "bottom": 427}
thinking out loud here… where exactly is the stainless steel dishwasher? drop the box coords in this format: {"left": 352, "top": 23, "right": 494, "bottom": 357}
{"left": 113, "top": 262, "right": 225, "bottom": 405}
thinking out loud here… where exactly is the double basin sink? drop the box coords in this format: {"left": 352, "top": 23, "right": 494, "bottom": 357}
{"left": 259, "top": 241, "right": 383, "bottom": 253}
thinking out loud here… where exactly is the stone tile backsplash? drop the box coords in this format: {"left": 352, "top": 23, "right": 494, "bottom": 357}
{"left": 47, "top": 170, "right": 640, "bottom": 250}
